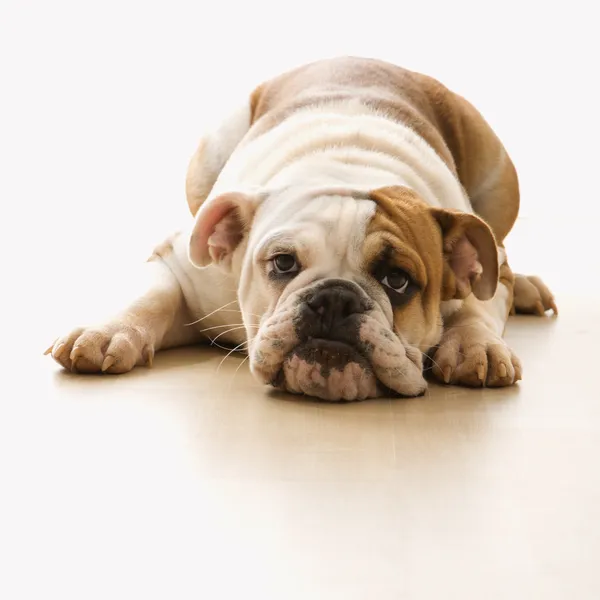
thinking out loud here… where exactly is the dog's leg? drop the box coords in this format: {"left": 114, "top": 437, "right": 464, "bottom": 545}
{"left": 511, "top": 274, "right": 558, "bottom": 316}
{"left": 467, "top": 156, "right": 558, "bottom": 319}
{"left": 46, "top": 98, "right": 255, "bottom": 374}
{"left": 441, "top": 99, "right": 558, "bottom": 322}
{"left": 45, "top": 237, "right": 201, "bottom": 373}
{"left": 431, "top": 257, "right": 522, "bottom": 387}
{"left": 465, "top": 151, "right": 558, "bottom": 319}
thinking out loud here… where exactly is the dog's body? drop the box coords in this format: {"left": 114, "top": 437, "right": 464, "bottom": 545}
{"left": 47, "top": 57, "right": 556, "bottom": 400}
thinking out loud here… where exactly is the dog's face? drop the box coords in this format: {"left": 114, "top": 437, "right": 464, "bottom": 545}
{"left": 189, "top": 185, "right": 498, "bottom": 401}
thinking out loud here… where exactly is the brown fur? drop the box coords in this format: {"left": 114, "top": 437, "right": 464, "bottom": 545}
{"left": 429, "top": 206, "right": 499, "bottom": 301}
{"left": 247, "top": 57, "right": 519, "bottom": 242}
{"left": 366, "top": 185, "right": 501, "bottom": 353}
{"left": 186, "top": 58, "right": 520, "bottom": 243}
{"left": 186, "top": 140, "right": 212, "bottom": 217}
{"left": 365, "top": 187, "right": 445, "bottom": 351}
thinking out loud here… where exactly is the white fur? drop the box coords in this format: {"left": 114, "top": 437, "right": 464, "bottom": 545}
{"left": 487, "top": 281, "right": 511, "bottom": 335}
{"left": 209, "top": 101, "right": 471, "bottom": 212}
{"left": 165, "top": 235, "right": 244, "bottom": 344}
{"left": 177, "top": 99, "right": 490, "bottom": 348}
{"left": 497, "top": 246, "right": 507, "bottom": 266}
{"left": 441, "top": 299, "right": 465, "bottom": 320}
{"left": 242, "top": 190, "right": 376, "bottom": 310}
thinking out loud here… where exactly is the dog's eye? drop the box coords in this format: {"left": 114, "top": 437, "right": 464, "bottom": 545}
{"left": 272, "top": 254, "right": 299, "bottom": 275}
{"left": 380, "top": 270, "right": 410, "bottom": 293}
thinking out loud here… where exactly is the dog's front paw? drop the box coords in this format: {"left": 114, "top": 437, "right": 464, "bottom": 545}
{"left": 511, "top": 274, "right": 558, "bottom": 316}
{"left": 431, "top": 325, "right": 522, "bottom": 388}
{"left": 45, "top": 322, "right": 154, "bottom": 374}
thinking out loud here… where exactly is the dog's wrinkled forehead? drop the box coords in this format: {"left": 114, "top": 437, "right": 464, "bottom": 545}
{"left": 248, "top": 188, "right": 376, "bottom": 273}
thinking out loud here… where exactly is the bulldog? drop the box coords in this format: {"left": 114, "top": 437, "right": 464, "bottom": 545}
{"left": 46, "top": 57, "right": 557, "bottom": 401}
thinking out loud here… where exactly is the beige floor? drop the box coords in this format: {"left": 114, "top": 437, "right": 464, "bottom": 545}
{"left": 2, "top": 294, "right": 597, "bottom": 599}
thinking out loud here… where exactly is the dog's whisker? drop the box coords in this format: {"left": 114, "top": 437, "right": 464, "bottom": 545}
{"left": 225, "top": 355, "right": 251, "bottom": 394}
{"left": 205, "top": 338, "right": 242, "bottom": 353}
{"left": 423, "top": 353, "right": 444, "bottom": 374}
{"left": 197, "top": 323, "right": 259, "bottom": 334}
{"left": 234, "top": 355, "right": 250, "bottom": 377}
{"left": 186, "top": 308, "right": 264, "bottom": 327}
{"left": 184, "top": 300, "right": 239, "bottom": 326}
{"left": 211, "top": 326, "right": 249, "bottom": 345}
{"left": 216, "top": 341, "right": 250, "bottom": 374}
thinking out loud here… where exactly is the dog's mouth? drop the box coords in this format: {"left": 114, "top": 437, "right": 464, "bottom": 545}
{"left": 250, "top": 306, "right": 428, "bottom": 401}
{"left": 274, "top": 338, "right": 380, "bottom": 401}
{"left": 291, "top": 338, "right": 370, "bottom": 372}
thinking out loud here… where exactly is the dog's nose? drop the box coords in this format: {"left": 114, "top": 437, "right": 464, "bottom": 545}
{"left": 299, "top": 281, "right": 368, "bottom": 339}
{"left": 308, "top": 286, "right": 364, "bottom": 319}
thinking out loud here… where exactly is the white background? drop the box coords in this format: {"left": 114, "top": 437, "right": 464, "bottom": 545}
{"left": 1, "top": 0, "right": 599, "bottom": 342}
{"left": 1, "top": 3, "right": 600, "bottom": 598}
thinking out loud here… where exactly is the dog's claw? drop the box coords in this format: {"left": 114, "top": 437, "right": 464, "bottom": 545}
{"left": 44, "top": 344, "right": 55, "bottom": 356}
{"left": 514, "top": 362, "right": 523, "bottom": 382}
{"left": 476, "top": 365, "right": 485, "bottom": 382}
{"left": 69, "top": 346, "right": 84, "bottom": 371}
{"left": 498, "top": 363, "right": 508, "bottom": 378}
{"left": 45, "top": 324, "right": 149, "bottom": 375}
{"left": 442, "top": 365, "right": 452, "bottom": 383}
{"left": 143, "top": 345, "right": 154, "bottom": 368}
{"left": 53, "top": 342, "right": 66, "bottom": 359}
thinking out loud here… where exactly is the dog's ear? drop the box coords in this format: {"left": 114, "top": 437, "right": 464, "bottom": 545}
{"left": 189, "top": 192, "right": 260, "bottom": 270}
{"left": 430, "top": 208, "right": 499, "bottom": 301}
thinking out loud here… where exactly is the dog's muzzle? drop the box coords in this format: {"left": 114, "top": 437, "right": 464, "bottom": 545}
{"left": 250, "top": 278, "right": 427, "bottom": 401}
{"left": 279, "top": 280, "right": 379, "bottom": 401}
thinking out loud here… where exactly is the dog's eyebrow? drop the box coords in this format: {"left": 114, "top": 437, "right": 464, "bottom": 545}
{"left": 368, "top": 243, "right": 424, "bottom": 286}
{"left": 254, "top": 232, "right": 298, "bottom": 259}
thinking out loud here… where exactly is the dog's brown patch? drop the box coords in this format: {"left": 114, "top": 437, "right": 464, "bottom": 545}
{"left": 248, "top": 57, "right": 519, "bottom": 242}
{"left": 365, "top": 186, "right": 445, "bottom": 351}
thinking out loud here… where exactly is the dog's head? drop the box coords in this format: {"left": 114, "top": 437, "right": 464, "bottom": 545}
{"left": 189, "top": 185, "right": 498, "bottom": 401}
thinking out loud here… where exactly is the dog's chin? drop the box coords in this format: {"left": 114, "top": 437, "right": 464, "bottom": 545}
{"left": 275, "top": 339, "right": 383, "bottom": 402}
